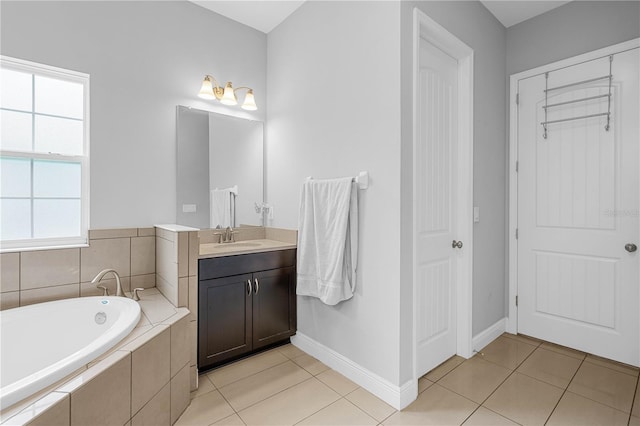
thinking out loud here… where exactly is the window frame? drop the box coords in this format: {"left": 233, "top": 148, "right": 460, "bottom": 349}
{"left": 1, "top": 55, "right": 90, "bottom": 250}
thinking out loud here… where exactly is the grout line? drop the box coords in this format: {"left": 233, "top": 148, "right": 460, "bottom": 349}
{"left": 542, "top": 356, "right": 586, "bottom": 425}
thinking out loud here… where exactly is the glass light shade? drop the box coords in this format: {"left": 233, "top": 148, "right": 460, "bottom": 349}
{"left": 198, "top": 76, "right": 216, "bottom": 100}
{"left": 220, "top": 82, "right": 238, "bottom": 105}
{"left": 241, "top": 89, "right": 258, "bottom": 111}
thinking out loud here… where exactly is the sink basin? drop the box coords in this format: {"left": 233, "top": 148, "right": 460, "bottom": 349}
{"left": 226, "top": 242, "right": 262, "bottom": 248}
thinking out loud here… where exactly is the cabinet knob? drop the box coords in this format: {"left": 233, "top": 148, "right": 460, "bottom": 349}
{"left": 254, "top": 278, "right": 260, "bottom": 295}
{"left": 247, "top": 279, "right": 252, "bottom": 295}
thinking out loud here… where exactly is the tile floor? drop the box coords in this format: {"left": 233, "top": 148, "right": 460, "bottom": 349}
{"left": 176, "top": 334, "right": 640, "bottom": 425}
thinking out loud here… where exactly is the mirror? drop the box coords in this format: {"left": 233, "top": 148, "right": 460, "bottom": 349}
{"left": 176, "top": 106, "right": 264, "bottom": 229}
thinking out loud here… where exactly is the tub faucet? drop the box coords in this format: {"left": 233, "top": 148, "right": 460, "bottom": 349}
{"left": 91, "top": 269, "right": 125, "bottom": 297}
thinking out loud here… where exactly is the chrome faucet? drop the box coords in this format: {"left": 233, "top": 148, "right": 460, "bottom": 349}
{"left": 91, "top": 269, "right": 125, "bottom": 297}
{"left": 220, "top": 226, "right": 238, "bottom": 243}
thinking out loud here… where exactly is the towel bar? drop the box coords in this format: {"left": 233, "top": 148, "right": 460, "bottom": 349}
{"left": 305, "top": 171, "right": 369, "bottom": 190}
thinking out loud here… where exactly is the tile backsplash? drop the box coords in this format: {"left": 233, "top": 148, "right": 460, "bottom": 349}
{"left": 0, "top": 228, "right": 157, "bottom": 310}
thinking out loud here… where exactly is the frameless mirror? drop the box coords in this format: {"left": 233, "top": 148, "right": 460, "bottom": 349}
{"left": 176, "top": 106, "right": 264, "bottom": 229}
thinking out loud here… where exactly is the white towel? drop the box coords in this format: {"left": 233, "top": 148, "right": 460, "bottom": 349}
{"left": 210, "top": 189, "right": 234, "bottom": 228}
{"left": 297, "top": 177, "right": 358, "bottom": 305}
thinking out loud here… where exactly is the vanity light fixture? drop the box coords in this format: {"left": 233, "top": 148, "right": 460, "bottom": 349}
{"left": 198, "top": 75, "right": 257, "bottom": 111}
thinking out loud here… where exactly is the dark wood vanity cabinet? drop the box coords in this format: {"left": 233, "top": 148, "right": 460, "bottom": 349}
{"left": 198, "top": 249, "right": 297, "bottom": 370}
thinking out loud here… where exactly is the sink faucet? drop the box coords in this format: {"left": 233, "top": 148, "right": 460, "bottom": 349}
{"left": 220, "top": 226, "right": 238, "bottom": 243}
{"left": 91, "top": 269, "right": 125, "bottom": 297}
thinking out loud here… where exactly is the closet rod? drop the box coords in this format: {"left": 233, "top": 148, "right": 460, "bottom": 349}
{"left": 542, "top": 94, "right": 611, "bottom": 109}
{"left": 544, "top": 75, "right": 611, "bottom": 93}
{"left": 541, "top": 112, "right": 609, "bottom": 126}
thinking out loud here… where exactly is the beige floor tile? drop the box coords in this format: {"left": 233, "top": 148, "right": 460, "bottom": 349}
{"left": 175, "top": 390, "right": 234, "bottom": 426}
{"left": 316, "top": 369, "right": 359, "bottom": 396}
{"left": 297, "top": 398, "right": 378, "bottom": 425}
{"left": 501, "top": 333, "right": 542, "bottom": 347}
{"left": 546, "top": 391, "right": 630, "bottom": 426}
{"left": 207, "top": 349, "right": 289, "bottom": 388}
{"left": 631, "top": 416, "right": 640, "bottom": 426}
{"left": 418, "top": 377, "right": 434, "bottom": 394}
{"left": 484, "top": 372, "right": 564, "bottom": 425}
{"left": 539, "top": 342, "right": 586, "bottom": 360}
{"left": 462, "top": 407, "right": 518, "bottom": 425}
{"left": 584, "top": 354, "right": 639, "bottom": 377}
{"left": 292, "top": 353, "right": 330, "bottom": 375}
{"left": 238, "top": 378, "right": 340, "bottom": 425}
{"left": 384, "top": 384, "right": 478, "bottom": 425}
{"left": 218, "top": 361, "right": 312, "bottom": 411}
{"left": 479, "top": 336, "right": 537, "bottom": 370}
{"left": 345, "top": 388, "right": 396, "bottom": 422}
{"left": 424, "top": 355, "right": 465, "bottom": 382}
{"left": 568, "top": 361, "right": 637, "bottom": 413}
{"left": 277, "top": 343, "right": 307, "bottom": 359}
{"left": 212, "top": 413, "right": 246, "bottom": 425}
{"left": 438, "top": 357, "right": 511, "bottom": 403}
{"left": 191, "top": 374, "right": 216, "bottom": 399}
{"left": 633, "top": 379, "right": 640, "bottom": 417}
{"left": 516, "top": 347, "right": 582, "bottom": 389}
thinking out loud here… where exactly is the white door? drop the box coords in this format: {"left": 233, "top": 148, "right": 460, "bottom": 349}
{"left": 517, "top": 48, "right": 639, "bottom": 366}
{"left": 415, "top": 39, "right": 460, "bottom": 377}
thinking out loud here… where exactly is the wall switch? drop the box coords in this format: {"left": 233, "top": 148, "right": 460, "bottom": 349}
{"left": 182, "top": 204, "right": 197, "bottom": 213}
{"left": 473, "top": 206, "right": 480, "bottom": 223}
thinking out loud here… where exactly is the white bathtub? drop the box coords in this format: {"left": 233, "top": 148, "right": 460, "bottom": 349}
{"left": 0, "top": 296, "right": 140, "bottom": 410}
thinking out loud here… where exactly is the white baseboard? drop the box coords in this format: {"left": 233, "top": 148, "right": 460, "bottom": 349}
{"left": 291, "top": 333, "right": 417, "bottom": 410}
{"left": 472, "top": 317, "right": 506, "bottom": 353}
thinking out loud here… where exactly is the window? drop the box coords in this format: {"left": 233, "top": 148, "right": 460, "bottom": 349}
{"left": 0, "top": 56, "right": 89, "bottom": 249}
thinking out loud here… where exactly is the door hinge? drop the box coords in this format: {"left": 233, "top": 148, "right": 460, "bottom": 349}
{"left": 516, "top": 93, "right": 519, "bottom": 105}
{"left": 515, "top": 161, "right": 519, "bottom": 172}
{"left": 515, "top": 228, "right": 519, "bottom": 239}
{"left": 515, "top": 295, "right": 518, "bottom": 306}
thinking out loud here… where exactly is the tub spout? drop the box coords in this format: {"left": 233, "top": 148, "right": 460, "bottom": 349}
{"left": 91, "top": 269, "right": 125, "bottom": 297}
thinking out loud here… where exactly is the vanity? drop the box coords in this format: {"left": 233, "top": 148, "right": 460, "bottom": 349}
{"left": 198, "top": 241, "right": 297, "bottom": 370}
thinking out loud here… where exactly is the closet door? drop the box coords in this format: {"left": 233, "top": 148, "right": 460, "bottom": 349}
{"left": 517, "top": 48, "right": 639, "bottom": 366}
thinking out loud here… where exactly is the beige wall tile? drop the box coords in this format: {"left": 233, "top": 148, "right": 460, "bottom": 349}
{"left": 188, "top": 231, "right": 198, "bottom": 277}
{"left": 177, "top": 277, "right": 188, "bottom": 308}
{"left": 156, "top": 236, "right": 178, "bottom": 285}
{"left": 89, "top": 228, "right": 137, "bottom": 239}
{"left": 170, "top": 314, "right": 191, "bottom": 378}
{"left": 68, "top": 352, "right": 131, "bottom": 426}
{"left": 131, "top": 236, "right": 155, "bottom": 276}
{"left": 138, "top": 290, "right": 178, "bottom": 324}
{"left": 131, "top": 383, "right": 170, "bottom": 426}
{"left": 188, "top": 276, "right": 197, "bottom": 321}
{"left": 137, "top": 228, "right": 156, "bottom": 237}
{"left": 80, "top": 238, "right": 131, "bottom": 282}
{"left": 80, "top": 277, "right": 131, "bottom": 297}
{"left": 190, "top": 365, "right": 198, "bottom": 392}
{"left": 131, "top": 274, "right": 156, "bottom": 290}
{"left": 155, "top": 228, "right": 176, "bottom": 243}
{"left": 0, "top": 291, "right": 20, "bottom": 310}
{"left": 178, "top": 232, "right": 188, "bottom": 278}
{"left": 5, "top": 392, "right": 70, "bottom": 426}
{"left": 170, "top": 364, "right": 191, "bottom": 425}
{"left": 0, "top": 252, "right": 20, "bottom": 292}
{"left": 131, "top": 326, "right": 170, "bottom": 414}
{"left": 189, "top": 320, "right": 197, "bottom": 368}
{"left": 20, "top": 284, "right": 79, "bottom": 306}
{"left": 21, "top": 248, "right": 79, "bottom": 290}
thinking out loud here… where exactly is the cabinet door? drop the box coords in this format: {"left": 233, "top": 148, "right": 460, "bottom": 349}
{"left": 199, "top": 273, "right": 253, "bottom": 368}
{"left": 252, "top": 267, "right": 296, "bottom": 349}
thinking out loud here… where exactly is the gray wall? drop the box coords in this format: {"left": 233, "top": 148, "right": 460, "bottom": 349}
{"left": 399, "top": 1, "right": 507, "bottom": 382}
{"left": 1, "top": 1, "right": 266, "bottom": 228}
{"left": 176, "top": 107, "right": 210, "bottom": 229}
{"left": 507, "top": 1, "right": 640, "bottom": 75}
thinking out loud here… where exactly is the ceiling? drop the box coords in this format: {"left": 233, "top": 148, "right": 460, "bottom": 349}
{"left": 190, "top": 1, "right": 572, "bottom": 34}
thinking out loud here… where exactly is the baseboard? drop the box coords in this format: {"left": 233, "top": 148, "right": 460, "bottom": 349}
{"left": 291, "top": 333, "right": 417, "bottom": 410}
{"left": 472, "top": 317, "right": 506, "bottom": 353}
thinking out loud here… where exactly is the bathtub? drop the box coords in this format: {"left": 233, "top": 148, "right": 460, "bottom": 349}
{"left": 0, "top": 296, "right": 140, "bottom": 410}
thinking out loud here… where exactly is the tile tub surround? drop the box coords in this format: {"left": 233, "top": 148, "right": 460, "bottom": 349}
{"left": 154, "top": 225, "right": 298, "bottom": 393}
{"left": 0, "top": 288, "right": 191, "bottom": 426}
{"left": 0, "top": 228, "right": 157, "bottom": 310}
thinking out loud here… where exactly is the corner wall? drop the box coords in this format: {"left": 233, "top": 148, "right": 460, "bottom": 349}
{"left": 0, "top": 1, "right": 266, "bottom": 228}
{"left": 266, "top": 1, "right": 403, "bottom": 385}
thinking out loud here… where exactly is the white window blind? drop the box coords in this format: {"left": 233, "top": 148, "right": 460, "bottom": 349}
{"left": 0, "top": 56, "right": 89, "bottom": 250}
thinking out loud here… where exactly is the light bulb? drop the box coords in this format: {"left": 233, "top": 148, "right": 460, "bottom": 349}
{"left": 197, "top": 76, "right": 216, "bottom": 100}
{"left": 220, "top": 82, "right": 238, "bottom": 105}
{"left": 241, "top": 89, "right": 258, "bottom": 111}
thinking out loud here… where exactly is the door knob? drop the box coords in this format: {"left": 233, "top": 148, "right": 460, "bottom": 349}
{"left": 625, "top": 243, "right": 638, "bottom": 253}
{"left": 452, "top": 240, "right": 463, "bottom": 249}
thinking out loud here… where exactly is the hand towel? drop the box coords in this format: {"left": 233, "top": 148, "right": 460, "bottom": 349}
{"left": 297, "top": 177, "right": 358, "bottom": 305}
{"left": 210, "top": 188, "right": 233, "bottom": 228}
